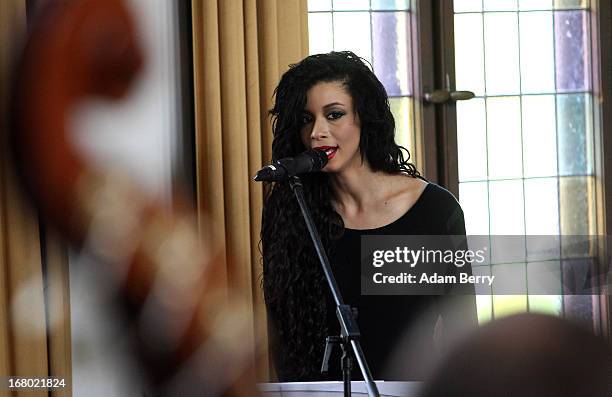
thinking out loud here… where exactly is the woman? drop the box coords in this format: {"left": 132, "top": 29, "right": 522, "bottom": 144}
{"left": 261, "top": 51, "right": 476, "bottom": 382}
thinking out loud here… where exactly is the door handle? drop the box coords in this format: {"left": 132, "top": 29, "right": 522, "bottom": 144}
{"left": 424, "top": 89, "right": 475, "bottom": 104}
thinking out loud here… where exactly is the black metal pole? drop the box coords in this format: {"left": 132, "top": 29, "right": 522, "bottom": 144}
{"left": 288, "top": 176, "right": 380, "bottom": 397}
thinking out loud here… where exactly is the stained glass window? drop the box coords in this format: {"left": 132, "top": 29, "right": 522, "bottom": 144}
{"left": 454, "top": 0, "right": 597, "bottom": 324}
{"left": 307, "top": 0, "right": 416, "bottom": 161}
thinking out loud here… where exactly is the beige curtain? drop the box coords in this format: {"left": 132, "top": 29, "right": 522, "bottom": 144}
{"left": 191, "top": 0, "right": 309, "bottom": 380}
{"left": 0, "top": 1, "right": 72, "bottom": 395}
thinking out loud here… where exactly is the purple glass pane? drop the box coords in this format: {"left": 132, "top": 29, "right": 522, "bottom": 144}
{"left": 372, "top": 12, "right": 412, "bottom": 96}
{"left": 554, "top": 11, "right": 591, "bottom": 92}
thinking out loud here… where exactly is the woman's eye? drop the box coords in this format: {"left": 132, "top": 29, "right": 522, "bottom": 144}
{"left": 327, "top": 111, "right": 345, "bottom": 120}
{"left": 301, "top": 114, "right": 313, "bottom": 124}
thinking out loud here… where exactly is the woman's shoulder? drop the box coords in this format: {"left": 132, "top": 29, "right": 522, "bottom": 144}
{"left": 421, "top": 181, "right": 462, "bottom": 210}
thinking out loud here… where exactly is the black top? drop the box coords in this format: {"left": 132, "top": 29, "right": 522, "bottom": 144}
{"left": 324, "top": 182, "right": 472, "bottom": 380}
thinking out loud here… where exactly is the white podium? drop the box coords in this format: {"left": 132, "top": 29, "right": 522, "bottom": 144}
{"left": 258, "top": 381, "right": 421, "bottom": 396}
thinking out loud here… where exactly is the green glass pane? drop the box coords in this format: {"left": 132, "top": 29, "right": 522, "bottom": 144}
{"left": 457, "top": 98, "right": 487, "bottom": 181}
{"left": 454, "top": 0, "right": 483, "bottom": 12}
{"left": 557, "top": 94, "right": 593, "bottom": 176}
{"left": 308, "top": 13, "right": 334, "bottom": 55}
{"left": 308, "top": 0, "right": 332, "bottom": 11}
{"left": 486, "top": 97, "right": 522, "bottom": 179}
{"left": 333, "top": 12, "right": 372, "bottom": 63}
{"left": 554, "top": 0, "right": 589, "bottom": 9}
{"left": 519, "top": 0, "right": 553, "bottom": 10}
{"left": 333, "top": 0, "right": 369, "bottom": 10}
{"left": 559, "top": 176, "right": 596, "bottom": 235}
{"left": 371, "top": 0, "right": 410, "bottom": 10}
{"left": 454, "top": 13, "right": 485, "bottom": 96}
{"left": 524, "top": 178, "right": 559, "bottom": 235}
{"left": 489, "top": 180, "right": 525, "bottom": 235}
{"left": 389, "top": 97, "right": 414, "bottom": 153}
{"left": 528, "top": 295, "right": 562, "bottom": 315}
{"left": 484, "top": 0, "right": 518, "bottom": 11}
{"left": 519, "top": 11, "right": 555, "bottom": 93}
{"left": 459, "top": 182, "right": 490, "bottom": 235}
{"left": 527, "top": 261, "right": 562, "bottom": 295}
{"left": 522, "top": 95, "right": 557, "bottom": 178}
{"left": 484, "top": 13, "right": 520, "bottom": 95}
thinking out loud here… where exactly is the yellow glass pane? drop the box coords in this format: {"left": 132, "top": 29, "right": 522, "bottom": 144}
{"left": 493, "top": 295, "right": 528, "bottom": 318}
{"left": 389, "top": 97, "right": 414, "bottom": 157}
{"left": 554, "top": 0, "right": 589, "bottom": 9}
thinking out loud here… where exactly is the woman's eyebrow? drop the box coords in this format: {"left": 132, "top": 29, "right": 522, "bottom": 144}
{"left": 323, "top": 102, "right": 345, "bottom": 109}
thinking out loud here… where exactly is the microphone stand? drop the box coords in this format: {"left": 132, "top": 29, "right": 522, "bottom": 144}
{"left": 288, "top": 176, "right": 380, "bottom": 397}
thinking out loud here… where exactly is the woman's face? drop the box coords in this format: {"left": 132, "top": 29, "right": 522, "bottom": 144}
{"left": 300, "top": 81, "right": 362, "bottom": 173}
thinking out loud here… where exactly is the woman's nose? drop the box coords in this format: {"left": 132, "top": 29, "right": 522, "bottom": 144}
{"left": 310, "top": 118, "right": 328, "bottom": 140}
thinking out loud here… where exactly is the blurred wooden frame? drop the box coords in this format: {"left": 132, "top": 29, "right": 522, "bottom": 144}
{"left": 0, "top": 2, "right": 72, "bottom": 395}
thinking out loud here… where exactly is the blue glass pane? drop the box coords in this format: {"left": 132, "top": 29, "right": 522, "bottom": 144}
{"left": 371, "top": 0, "right": 410, "bottom": 10}
{"left": 554, "top": 11, "right": 591, "bottom": 92}
{"left": 372, "top": 12, "right": 411, "bottom": 96}
{"left": 557, "top": 93, "right": 593, "bottom": 176}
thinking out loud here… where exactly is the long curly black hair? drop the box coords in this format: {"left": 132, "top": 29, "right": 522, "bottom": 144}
{"left": 261, "top": 51, "right": 419, "bottom": 381}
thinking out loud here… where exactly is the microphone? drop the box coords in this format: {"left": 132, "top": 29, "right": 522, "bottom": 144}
{"left": 253, "top": 149, "right": 329, "bottom": 182}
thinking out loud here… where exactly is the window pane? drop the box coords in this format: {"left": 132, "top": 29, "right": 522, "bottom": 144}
{"left": 554, "top": 0, "right": 589, "bottom": 9}
{"left": 519, "top": 0, "right": 553, "bottom": 10}
{"left": 454, "top": 0, "right": 483, "bottom": 12}
{"left": 557, "top": 93, "right": 593, "bottom": 176}
{"left": 371, "top": 0, "right": 410, "bottom": 10}
{"left": 372, "top": 12, "right": 411, "bottom": 96}
{"left": 308, "top": 0, "right": 332, "bottom": 11}
{"left": 489, "top": 180, "right": 525, "bottom": 235}
{"left": 559, "top": 176, "right": 596, "bottom": 235}
{"left": 484, "top": 13, "right": 520, "bottom": 95}
{"left": 492, "top": 264, "right": 527, "bottom": 296}
{"left": 554, "top": 11, "right": 591, "bottom": 92}
{"left": 332, "top": 0, "right": 369, "bottom": 11}
{"left": 529, "top": 295, "right": 563, "bottom": 315}
{"left": 486, "top": 97, "right": 522, "bottom": 179}
{"left": 527, "top": 261, "right": 562, "bottom": 296}
{"left": 459, "top": 182, "right": 490, "bottom": 235}
{"left": 333, "top": 12, "right": 372, "bottom": 63}
{"left": 308, "top": 13, "right": 334, "bottom": 54}
{"left": 389, "top": 97, "right": 413, "bottom": 152}
{"left": 522, "top": 95, "right": 557, "bottom": 178}
{"left": 454, "top": 13, "right": 485, "bottom": 96}
{"left": 483, "top": 0, "right": 518, "bottom": 11}
{"left": 457, "top": 98, "right": 487, "bottom": 181}
{"left": 519, "top": 12, "right": 555, "bottom": 93}
{"left": 493, "top": 295, "right": 528, "bottom": 318}
{"left": 524, "top": 178, "right": 560, "bottom": 235}
{"left": 476, "top": 294, "right": 493, "bottom": 324}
